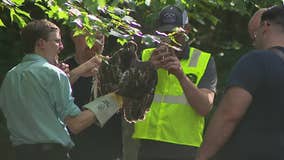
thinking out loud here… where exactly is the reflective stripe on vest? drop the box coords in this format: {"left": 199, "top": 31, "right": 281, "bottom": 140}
{"left": 153, "top": 94, "right": 188, "bottom": 105}
{"left": 189, "top": 48, "right": 201, "bottom": 67}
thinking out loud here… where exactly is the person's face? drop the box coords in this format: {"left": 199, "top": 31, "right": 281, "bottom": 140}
{"left": 43, "top": 31, "right": 64, "bottom": 64}
{"left": 73, "top": 33, "right": 105, "bottom": 59}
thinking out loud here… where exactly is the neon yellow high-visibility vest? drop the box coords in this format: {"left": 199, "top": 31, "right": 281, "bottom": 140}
{"left": 133, "top": 47, "right": 211, "bottom": 147}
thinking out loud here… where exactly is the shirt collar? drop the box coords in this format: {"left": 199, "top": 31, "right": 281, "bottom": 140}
{"left": 22, "top": 54, "right": 49, "bottom": 63}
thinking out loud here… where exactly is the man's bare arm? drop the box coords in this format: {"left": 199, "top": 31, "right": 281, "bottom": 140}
{"left": 178, "top": 74, "right": 215, "bottom": 116}
{"left": 161, "top": 54, "right": 215, "bottom": 116}
{"left": 195, "top": 86, "right": 252, "bottom": 160}
{"left": 69, "top": 56, "right": 102, "bottom": 84}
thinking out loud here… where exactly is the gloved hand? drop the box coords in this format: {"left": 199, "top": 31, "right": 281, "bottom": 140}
{"left": 84, "top": 92, "right": 123, "bottom": 127}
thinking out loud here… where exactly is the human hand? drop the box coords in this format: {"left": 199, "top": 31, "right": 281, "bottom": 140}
{"left": 151, "top": 45, "right": 183, "bottom": 77}
{"left": 77, "top": 55, "right": 102, "bottom": 77}
{"left": 56, "top": 62, "right": 70, "bottom": 77}
{"left": 160, "top": 51, "right": 183, "bottom": 78}
{"left": 150, "top": 45, "right": 173, "bottom": 69}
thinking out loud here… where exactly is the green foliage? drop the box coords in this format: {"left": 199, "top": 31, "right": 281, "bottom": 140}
{"left": 10, "top": 8, "right": 26, "bottom": 28}
{"left": 0, "top": 0, "right": 30, "bottom": 28}
{"left": 12, "top": 0, "right": 25, "bottom": 5}
{"left": 0, "top": 19, "right": 5, "bottom": 27}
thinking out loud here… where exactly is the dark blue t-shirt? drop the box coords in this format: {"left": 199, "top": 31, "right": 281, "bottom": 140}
{"left": 216, "top": 47, "right": 284, "bottom": 160}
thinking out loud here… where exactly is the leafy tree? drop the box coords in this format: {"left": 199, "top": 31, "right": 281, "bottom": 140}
{"left": 1, "top": 0, "right": 281, "bottom": 92}
{"left": 1, "top": 0, "right": 281, "bottom": 49}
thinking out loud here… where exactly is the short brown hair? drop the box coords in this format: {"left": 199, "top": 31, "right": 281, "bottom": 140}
{"left": 21, "top": 19, "right": 59, "bottom": 53}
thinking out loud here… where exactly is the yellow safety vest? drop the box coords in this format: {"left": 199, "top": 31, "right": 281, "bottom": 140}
{"left": 133, "top": 47, "right": 211, "bottom": 147}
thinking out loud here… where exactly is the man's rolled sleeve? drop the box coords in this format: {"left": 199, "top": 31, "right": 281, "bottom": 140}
{"left": 50, "top": 68, "right": 81, "bottom": 121}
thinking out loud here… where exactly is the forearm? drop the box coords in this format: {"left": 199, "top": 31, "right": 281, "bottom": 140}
{"left": 196, "top": 108, "right": 237, "bottom": 160}
{"left": 196, "top": 87, "right": 252, "bottom": 160}
{"left": 69, "top": 67, "right": 83, "bottom": 85}
{"left": 68, "top": 56, "right": 100, "bottom": 84}
{"left": 65, "top": 110, "right": 96, "bottom": 134}
{"left": 177, "top": 73, "right": 214, "bottom": 116}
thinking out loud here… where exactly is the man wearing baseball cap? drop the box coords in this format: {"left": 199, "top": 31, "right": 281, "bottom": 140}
{"left": 133, "top": 5, "right": 217, "bottom": 160}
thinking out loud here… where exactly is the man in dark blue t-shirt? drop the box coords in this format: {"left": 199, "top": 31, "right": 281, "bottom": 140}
{"left": 196, "top": 6, "right": 284, "bottom": 160}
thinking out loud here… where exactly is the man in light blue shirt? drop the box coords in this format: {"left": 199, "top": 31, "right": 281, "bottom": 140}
{"left": 0, "top": 19, "right": 123, "bottom": 160}
{"left": 0, "top": 53, "right": 81, "bottom": 148}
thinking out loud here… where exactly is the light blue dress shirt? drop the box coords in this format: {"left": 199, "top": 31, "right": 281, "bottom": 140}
{"left": 0, "top": 54, "right": 81, "bottom": 148}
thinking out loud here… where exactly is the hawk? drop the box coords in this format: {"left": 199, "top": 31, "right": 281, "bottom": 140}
{"left": 98, "top": 41, "right": 157, "bottom": 122}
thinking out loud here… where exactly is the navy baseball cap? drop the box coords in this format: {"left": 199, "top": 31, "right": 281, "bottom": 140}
{"left": 157, "top": 5, "right": 189, "bottom": 32}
